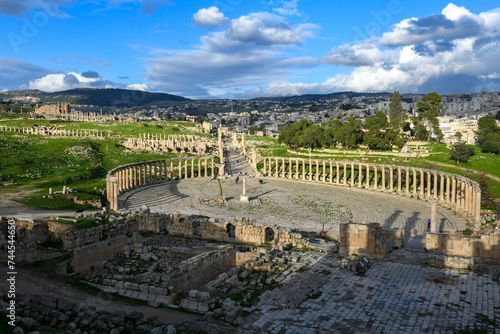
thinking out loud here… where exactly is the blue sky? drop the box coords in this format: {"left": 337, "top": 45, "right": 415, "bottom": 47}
{"left": 0, "top": 0, "right": 499, "bottom": 99}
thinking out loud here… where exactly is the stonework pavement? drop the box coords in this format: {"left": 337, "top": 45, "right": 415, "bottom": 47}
{"left": 249, "top": 252, "right": 500, "bottom": 334}
{"left": 120, "top": 177, "right": 470, "bottom": 236}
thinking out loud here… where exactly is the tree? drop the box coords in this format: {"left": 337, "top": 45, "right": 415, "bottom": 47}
{"left": 415, "top": 92, "right": 444, "bottom": 142}
{"left": 196, "top": 115, "right": 205, "bottom": 123}
{"left": 454, "top": 131, "right": 462, "bottom": 142}
{"left": 449, "top": 142, "right": 475, "bottom": 163}
{"left": 321, "top": 119, "right": 342, "bottom": 148}
{"left": 363, "top": 111, "right": 391, "bottom": 150}
{"left": 476, "top": 115, "right": 500, "bottom": 153}
{"left": 335, "top": 117, "right": 362, "bottom": 148}
{"left": 388, "top": 91, "right": 403, "bottom": 122}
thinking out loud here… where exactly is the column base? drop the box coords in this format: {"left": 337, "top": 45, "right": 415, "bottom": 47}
{"left": 240, "top": 195, "right": 249, "bottom": 202}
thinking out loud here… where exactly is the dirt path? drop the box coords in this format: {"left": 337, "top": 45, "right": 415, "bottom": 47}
{"left": 428, "top": 160, "right": 500, "bottom": 182}
{"left": 0, "top": 264, "right": 200, "bottom": 324}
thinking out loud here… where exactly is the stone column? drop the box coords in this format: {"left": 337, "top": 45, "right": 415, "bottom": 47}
{"left": 374, "top": 166, "right": 378, "bottom": 190}
{"left": 445, "top": 176, "right": 450, "bottom": 203}
{"left": 263, "top": 158, "right": 267, "bottom": 176}
{"left": 302, "top": 160, "right": 306, "bottom": 179}
{"left": 211, "top": 158, "right": 215, "bottom": 177}
{"left": 191, "top": 159, "right": 195, "bottom": 178}
{"left": 240, "top": 178, "right": 249, "bottom": 202}
{"left": 430, "top": 198, "right": 438, "bottom": 233}
{"left": 389, "top": 167, "right": 394, "bottom": 191}
{"left": 198, "top": 159, "right": 201, "bottom": 177}
{"left": 289, "top": 159, "right": 292, "bottom": 179}
{"left": 420, "top": 171, "right": 425, "bottom": 198}
{"left": 179, "top": 160, "right": 183, "bottom": 179}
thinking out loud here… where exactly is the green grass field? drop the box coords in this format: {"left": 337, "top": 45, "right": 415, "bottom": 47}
{"left": 0, "top": 117, "right": 214, "bottom": 209}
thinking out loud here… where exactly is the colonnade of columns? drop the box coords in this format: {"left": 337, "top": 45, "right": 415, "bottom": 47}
{"left": 260, "top": 157, "right": 481, "bottom": 227}
{"left": 107, "top": 157, "right": 216, "bottom": 211}
{"left": 0, "top": 126, "right": 109, "bottom": 138}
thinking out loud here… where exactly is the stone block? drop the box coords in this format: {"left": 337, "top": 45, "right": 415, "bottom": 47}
{"left": 188, "top": 290, "right": 199, "bottom": 298}
{"left": 197, "top": 291, "right": 210, "bottom": 301}
{"left": 221, "top": 298, "right": 236, "bottom": 310}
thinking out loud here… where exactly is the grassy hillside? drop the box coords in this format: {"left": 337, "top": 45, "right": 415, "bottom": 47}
{"left": 0, "top": 118, "right": 213, "bottom": 209}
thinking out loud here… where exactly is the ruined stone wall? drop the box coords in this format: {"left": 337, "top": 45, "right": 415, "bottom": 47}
{"left": 426, "top": 253, "right": 481, "bottom": 271}
{"left": 15, "top": 222, "right": 52, "bottom": 244}
{"left": 166, "top": 213, "right": 309, "bottom": 248}
{"left": 61, "top": 220, "right": 139, "bottom": 250}
{"left": 70, "top": 233, "right": 142, "bottom": 275}
{"left": 339, "top": 223, "right": 394, "bottom": 259}
{"left": 426, "top": 231, "right": 500, "bottom": 260}
{"left": 35, "top": 102, "right": 71, "bottom": 115}
{"left": 47, "top": 222, "right": 75, "bottom": 240}
{"left": 168, "top": 246, "right": 236, "bottom": 294}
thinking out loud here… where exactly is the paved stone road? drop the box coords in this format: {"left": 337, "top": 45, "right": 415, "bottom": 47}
{"left": 249, "top": 251, "right": 500, "bottom": 334}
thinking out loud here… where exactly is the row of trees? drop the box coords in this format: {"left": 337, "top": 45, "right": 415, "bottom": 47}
{"left": 278, "top": 111, "right": 406, "bottom": 151}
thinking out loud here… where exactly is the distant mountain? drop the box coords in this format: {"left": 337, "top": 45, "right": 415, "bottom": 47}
{"left": 251, "top": 91, "right": 392, "bottom": 103}
{"left": 0, "top": 88, "right": 190, "bottom": 107}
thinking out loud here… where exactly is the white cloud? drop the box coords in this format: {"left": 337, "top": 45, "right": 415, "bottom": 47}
{"left": 27, "top": 70, "right": 149, "bottom": 92}
{"left": 127, "top": 83, "right": 149, "bottom": 91}
{"left": 143, "top": 10, "right": 318, "bottom": 98}
{"left": 379, "top": 3, "right": 482, "bottom": 47}
{"left": 226, "top": 12, "right": 317, "bottom": 45}
{"left": 192, "top": 6, "right": 228, "bottom": 28}
{"left": 272, "top": 0, "right": 301, "bottom": 16}
{"left": 322, "top": 42, "right": 397, "bottom": 66}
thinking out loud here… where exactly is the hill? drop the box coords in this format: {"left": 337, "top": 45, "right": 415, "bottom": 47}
{"left": 251, "top": 91, "right": 392, "bottom": 103}
{"left": 0, "top": 88, "right": 190, "bottom": 107}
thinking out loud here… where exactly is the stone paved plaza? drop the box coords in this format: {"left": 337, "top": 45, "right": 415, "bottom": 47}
{"left": 120, "top": 176, "right": 470, "bottom": 236}
{"left": 249, "top": 251, "right": 500, "bottom": 333}
{"left": 252, "top": 250, "right": 500, "bottom": 334}
{"left": 119, "top": 142, "right": 470, "bottom": 237}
